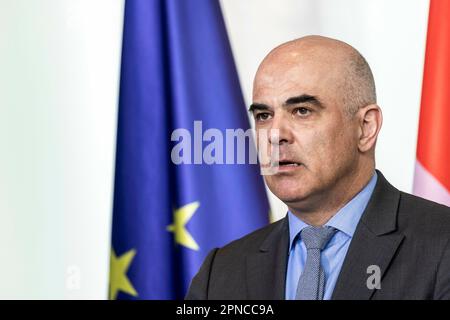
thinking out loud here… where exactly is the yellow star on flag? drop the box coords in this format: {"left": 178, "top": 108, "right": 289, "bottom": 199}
{"left": 167, "top": 201, "right": 200, "bottom": 251}
{"left": 109, "top": 248, "right": 138, "bottom": 300}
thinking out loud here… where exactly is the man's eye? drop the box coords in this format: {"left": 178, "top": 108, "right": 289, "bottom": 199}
{"left": 255, "top": 113, "right": 272, "bottom": 121}
{"left": 294, "top": 107, "right": 311, "bottom": 116}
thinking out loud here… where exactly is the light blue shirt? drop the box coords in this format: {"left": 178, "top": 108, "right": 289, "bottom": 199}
{"left": 285, "top": 172, "right": 378, "bottom": 300}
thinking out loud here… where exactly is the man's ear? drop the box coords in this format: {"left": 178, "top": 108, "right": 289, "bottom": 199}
{"left": 358, "top": 104, "right": 383, "bottom": 152}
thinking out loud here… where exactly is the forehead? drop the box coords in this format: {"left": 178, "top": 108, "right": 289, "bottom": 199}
{"left": 253, "top": 49, "right": 346, "bottom": 105}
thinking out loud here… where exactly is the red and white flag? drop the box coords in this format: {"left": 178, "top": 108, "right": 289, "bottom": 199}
{"left": 413, "top": 0, "right": 450, "bottom": 206}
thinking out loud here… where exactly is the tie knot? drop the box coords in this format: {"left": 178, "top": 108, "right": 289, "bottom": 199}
{"left": 300, "top": 226, "right": 336, "bottom": 250}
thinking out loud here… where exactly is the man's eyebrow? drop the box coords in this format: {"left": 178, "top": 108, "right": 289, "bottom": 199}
{"left": 283, "top": 94, "right": 325, "bottom": 109}
{"left": 248, "top": 103, "right": 271, "bottom": 112}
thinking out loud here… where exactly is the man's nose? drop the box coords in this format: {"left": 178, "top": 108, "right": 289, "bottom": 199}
{"left": 268, "top": 113, "right": 293, "bottom": 145}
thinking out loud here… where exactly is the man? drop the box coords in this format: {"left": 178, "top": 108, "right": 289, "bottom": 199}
{"left": 186, "top": 35, "right": 450, "bottom": 300}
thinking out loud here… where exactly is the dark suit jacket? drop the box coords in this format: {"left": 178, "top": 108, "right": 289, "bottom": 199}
{"left": 186, "top": 170, "right": 450, "bottom": 300}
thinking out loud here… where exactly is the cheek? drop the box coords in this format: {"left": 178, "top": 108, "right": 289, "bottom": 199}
{"left": 323, "top": 127, "right": 359, "bottom": 172}
{"left": 299, "top": 122, "right": 355, "bottom": 168}
{"left": 295, "top": 128, "right": 330, "bottom": 161}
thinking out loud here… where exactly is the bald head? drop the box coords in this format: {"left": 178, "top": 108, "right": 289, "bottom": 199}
{"left": 254, "top": 35, "right": 376, "bottom": 116}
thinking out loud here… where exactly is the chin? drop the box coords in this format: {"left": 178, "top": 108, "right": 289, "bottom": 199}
{"left": 268, "top": 183, "right": 311, "bottom": 204}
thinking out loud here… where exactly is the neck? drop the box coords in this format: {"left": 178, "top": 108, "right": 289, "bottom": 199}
{"left": 288, "top": 164, "right": 375, "bottom": 226}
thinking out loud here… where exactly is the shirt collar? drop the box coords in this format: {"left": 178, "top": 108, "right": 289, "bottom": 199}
{"left": 288, "top": 171, "right": 378, "bottom": 251}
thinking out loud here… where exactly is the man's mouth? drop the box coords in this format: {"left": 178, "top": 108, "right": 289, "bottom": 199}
{"left": 270, "top": 160, "right": 303, "bottom": 172}
{"left": 278, "top": 161, "right": 301, "bottom": 167}
{"left": 260, "top": 159, "right": 303, "bottom": 173}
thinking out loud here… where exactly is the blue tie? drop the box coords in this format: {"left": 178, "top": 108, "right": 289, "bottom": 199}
{"left": 295, "top": 226, "right": 337, "bottom": 300}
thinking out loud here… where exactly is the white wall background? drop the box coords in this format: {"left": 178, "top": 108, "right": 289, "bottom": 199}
{"left": 0, "top": 0, "right": 124, "bottom": 298}
{"left": 0, "top": 0, "right": 429, "bottom": 299}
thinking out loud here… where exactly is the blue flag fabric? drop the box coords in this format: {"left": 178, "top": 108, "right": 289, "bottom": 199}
{"left": 110, "top": 0, "right": 270, "bottom": 299}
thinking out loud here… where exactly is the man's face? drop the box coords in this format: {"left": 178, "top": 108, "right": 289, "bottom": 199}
{"left": 252, "top": 50, "right": 361, "bottom": 208}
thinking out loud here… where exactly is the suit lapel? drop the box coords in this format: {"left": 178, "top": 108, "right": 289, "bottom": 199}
{"left": 246, "top": 218, "right": 289, "bottom": 299}
{"left": 332, "top": 170, "right": 405, "bottom": 300}
{"left": 331, "top": 223, "right": 404, "bottom": 299}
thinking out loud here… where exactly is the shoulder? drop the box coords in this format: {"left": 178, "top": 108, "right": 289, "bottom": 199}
{"left": 397, "top": 191, "right": 450, "bottom": 237}
{"left": 215, "top": 217, "right": 286, "bottom": 258}
{"left": 398, "top": 191, "right": 450, "bottom": 234}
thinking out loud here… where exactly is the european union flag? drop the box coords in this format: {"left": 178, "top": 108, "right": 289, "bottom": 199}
{"left": 109, "top": 0, "right": 269, "bottom": 299}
